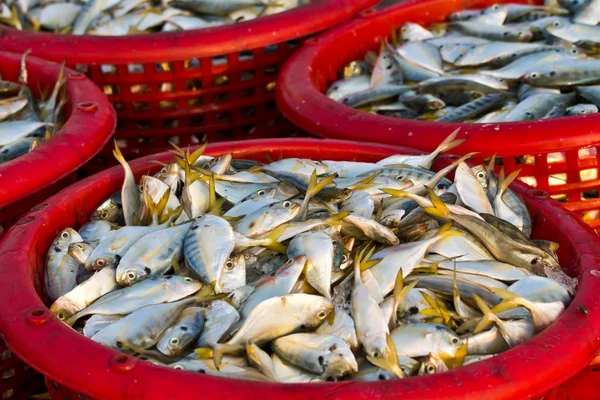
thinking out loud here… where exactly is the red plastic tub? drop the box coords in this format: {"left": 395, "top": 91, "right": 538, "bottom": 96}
{"left": 0, "top": 138, "right": 598, "bottom": 399}
{"left": 0, "top": 52, "right": 115, "bottom": 400}
{"left": 276, "top": 0, "right": 600, "bottom": 230}
{"left": 0, "top": 0, "right": 377, "bottom": 171}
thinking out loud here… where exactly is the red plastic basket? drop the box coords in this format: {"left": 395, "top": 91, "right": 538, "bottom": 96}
{"left": 0, "top": 52, "right": 115, "bottom": 400}
{"left": 0, "top": 138, "right": 598, "bottom": 400}
{"left": 0, "top": 0, "right": 377, "bottom": 172}
{"left": 276, "top": 0, "right": 600, "bottom": 230}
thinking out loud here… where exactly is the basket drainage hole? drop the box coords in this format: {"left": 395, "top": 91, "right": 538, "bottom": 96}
{"left": 530, "top": 189, "right": 548, "bottom": 198}
{"left": 2, "top": 389, "right": 14, "bottom": 399}
{"left": 115, "top": 355, "right": 129, "bottom": 364}
{"left": 78, "top": 102, "right": 97, "bottom": 112}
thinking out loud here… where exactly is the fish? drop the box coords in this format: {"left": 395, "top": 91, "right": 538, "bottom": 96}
{"left": 47, "top": 135, "right": 573, "bottom": 383}
{"left": 45, "top": 228, "right": 83, "bottom": 302}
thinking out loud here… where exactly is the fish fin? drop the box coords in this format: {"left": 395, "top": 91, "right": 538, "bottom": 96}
{"left": 188, "top": 143, "right": 208, "bottom": 165}
{"left": 498, "top": 168, "right": 520, "bottom": 198}
{"left": 489, "top": 288, "right": 526, "bottom": 314}
{"left": 347, "top": 171, "right": 382, "bottom": 189}
{"left": 208, "top": 174, "right": 216, "bottom": 211}
{"left": 172, "top": 257, "right": 182, "bottom": 275}
{"left": 367, "top": 333, "right": 405, "bottom": 378}
{"left": 486, "top": 154, "right": 497, "bottom": 176}
{"left": 472, "top": 294, "right": 502, "bottom": 334}
{"left": 392, "top": 271, "right": 418, "bottom": 326}
{"left": 260, "top": 225, "right": 287, "bottom": 254}
{"left": 208, "top": 198, "right": 226, "bottom": 216}
{"left": 324, "top": 211, "right": 350, "bottom": 225}
{"left": 194, "top": 347, "right": 213, "bottom": 360}
{"left": 435, "top": 128, "right": 465, "bottom": 156}
{"left": 299, "top": 170, "right": 337, "bottom": 220}
{"left": 112, "top": 140, "right": 130, "bottom": 170}
{"left": 380, "top": 187, "right": 412, "bottom": 198}
{"left": 327, "top": 307, "right": 336, "bottom": 325}
{"left": 440, "top": 342, "right": 467, "bottom": 369}
{"left": 223, "top": 215, "right": 245, "bottom": 223}
{"left": 422, "top": 186, "right": 451, "bottom": 220}
{"left": 212, "top": 344, "right": 245, "bottom": 369}
{"left": 436, "top": 221, "right": 453, "bottom": 234}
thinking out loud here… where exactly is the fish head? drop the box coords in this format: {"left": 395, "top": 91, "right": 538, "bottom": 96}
{"left": 68, "top": 241, "right": 94, "bottom": 265}
{"left": 418, "top": 353, "right": 446, "bottom": 376}
{"left": 242, "top": 187, "right": 277, "bottom": 202}
{"left": 169, "top": 275, "right": 203, "bottom": 293}
{"left": 90, "top": 199, "right": 122, "bottom": 222}
{"left": 270, "top": 200, "right": 301, "bottom": 219}
{"left": 87, "top": 253, "right": 120, "bottom": 272}
{"left": 321, "top": 342, "right": 359, "bottom": 378}
{"left": 116, "top": 263, "right": 149, "bottom": 286}
{"left": 219, "top": 254, "right": 246, "bottom": 293}
{"left": 49, "top": 296, "right": 79, "bottom": 321}
{"left": 363, "top": 334, "right": 389, "bottom": 361}
{"left": 471, "top": 165, "right": 489, "bottom": 190}
{"left": 303, "top": 297, "right": 335, "bottom": 328}
{"left": 54, "top": 227, "right": 81, "bottom": 247}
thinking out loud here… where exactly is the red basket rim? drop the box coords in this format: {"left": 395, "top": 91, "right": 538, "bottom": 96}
{"left": 275, "top": 0, "right": 600, "bottom": 155}
{"left": 0, "top": 138, "right": 600, "bottom": 399}
{"left": 0, "top": 0, "right": 378, "bottom": 64}
{"left": 0, "top": 52, "right": 115, "bottom": 208}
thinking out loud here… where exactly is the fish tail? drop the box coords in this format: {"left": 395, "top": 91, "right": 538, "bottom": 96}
{"left": 208, "top": 174, "right": 216, "bottom": 211}
{"left": 498, "top": 168, "right": 521, "bottom": 198}
{"left": 435, "top": 128, "right": 466, "bottom": 156}
{"left": 422, "top": 185, "right": 451, "bottom": 220}
{"left": 472, "top": 294, "right": 503, "bottom": 334}
{"left": 299, "top": 170, "right": 336, "bottom": 220}
{"left": 188, "top": 143, "right": 208, "bottom": 165}
{"left": 348, "top": 171, "right": 382, "bottom": 190}
{"left": 490, "top": 288, "right": 530, "bottom": 314}
{"left": 485, "top": 153, "right": 497, "bottom": 176}
{"left": 260, "top": 224, "right": 287, "bottom": 254}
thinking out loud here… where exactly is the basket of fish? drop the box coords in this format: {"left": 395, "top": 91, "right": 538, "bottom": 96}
{"left": 0, "top": 51, "right": 114, "bottom": 400}
{"left": 0, "top": 136, "right": 597, "bottom": 400}
{"left": 0, "top": 51, "right": 115, "bottom": 229}
{"left": 276, "top": 0, "right": 600, "bottom": 230}
{"left": 0, "top": 0, "right": 377, "bottom": 172}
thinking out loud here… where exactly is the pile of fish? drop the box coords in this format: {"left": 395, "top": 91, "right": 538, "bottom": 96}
{"left": 328, "top": 1, "right": 600, "bottom": 122}
{"left": 0, "top": 52, "right": 64, "bottom": 165}
{"left": 46, "top": 131, "right": 577, "bottom": 382}
{"left": 0, "top": 0, "right": 307, "bottom": 35}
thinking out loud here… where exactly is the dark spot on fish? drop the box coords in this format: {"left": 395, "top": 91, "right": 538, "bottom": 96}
{"left": 435, "top": 325, "right": 445, "bottom": 331}
{"left": 116, "top": 341, "right": 123, "bottom": 348}
{"left": 114, "top": 254, "right": 122, "bottom": 264}
{"left": 318, "top": 355, "right": 325, "bottom": 365}
{"left": 249, "top": 222, "right": 256, "bottom": 229}
{"left": 549, "top": 71, "right": 556, "bottom": 77}
{"left": 329, "top": 344, "right": 338, "bottom": 352}
{"left": 166, "top": 275, "right": 173, "bottom": 280}
{"left": 144, "top": 267, "right": 152, "bottom": 275}
{"left": 180, "top": 326, "right": 189, "bottom": 331}
{"left": 198, "top": 369, "right": 206, "bottom": 374}
{"left": 386, "top": 65, "right": 393, "bottom": 70}
{"left": 531, "top": 258, "right": 538, "bottom": 265}
{"left": 191, "top": 225, "right": 199, "bottom": 231}
{"left": 204, "top": 224, "right": 210, "bottom": 228}
{"left": 409, "top": 306, "right": 419, "bottom": 315}
{"left": 54, "top": 246, "right": 61, "bottom": 252}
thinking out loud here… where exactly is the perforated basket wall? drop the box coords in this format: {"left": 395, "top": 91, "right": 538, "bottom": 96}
{"left": 276, "top": 0, "right": 600, "bottom": 230}
{"left": 0, "top": 0, "right": 377, "bottom": 173}
{"left": 0, "top": 52, "right": 115, "bottom": 400}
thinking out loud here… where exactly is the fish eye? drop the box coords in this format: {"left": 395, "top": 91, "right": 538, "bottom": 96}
{"left": 549, "top": 71, "right": 556, "bottom": 77}
{"left": 372, "top": 351, "right": 381, "bottom": 359}
{"left": 173, "top": 365, "right": 184, "bottom": 370}
{"left": 553, "top": 21, "right": 561, "bottom": 27}
{"left": 571, "top": 49, "right": 578, "bottom": 54}
{"left": 342, "top": 254, "right": 348, "bottom": 263}
{"left": 57, "top": 312, "right": 65, "bottom": 320}
{"left": 317, "top": 310, "right": 328, "bottom": 320}
{"left": 257, "top": 190, "right": 266, "bottom": 196}
{"left": 139, "top": 184, "right": 145, "bottom": 193}
{"left": 492, "top": 4, "right": 500, "bottom": 9}
{"left": 427, "top": 365, "right": 436, "bottom": 374}
{"left": 169, "top": 337, "right": 180, "bottom": 345}
{"left": 127, "top": 271, "right": 137, "bottom": 280}
{"left": 531, "top": 258, "right": 538, "bottom": 265}
{"left": 342, "top": 98, "right": 350, "bottom": 105}
{"left": 283, "top": 201, "right": 292, "bottom": 208}
{"left": 378, "top": 374, "right": 387, "bottom": 380}
{"left": 503, "top": 32, "right": 509, "bottom": 37}
{"left": 285, "top": 258, "right": 294, "bottom": 265}
{"left": 60, "top": 231, "right": 70, "bottom": 239}
{"left": 529, "top": 72, "right": 538, "bottom": 79}
{"left": 95, "top": 259, "right": 106, "bottom": 268}
{"left": 184, "top": 277, "right": 193, "bottom": 283}
{"left": 477, "top": 172, "right": 486, "bottom": 179}
{"left": 101, "top": 211, "right": 109, "bottom": 219}
{"left": 225, "top": 261, "right": 235, "bottom": 271}
{"left": 451, "top": 336, "right": 460, "bottom": 345}
{"left": 332, "top": 239, "right": 338, "bottom": 245}
{"left": 395, "top": 175, "right": 404, "bottom": 181}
